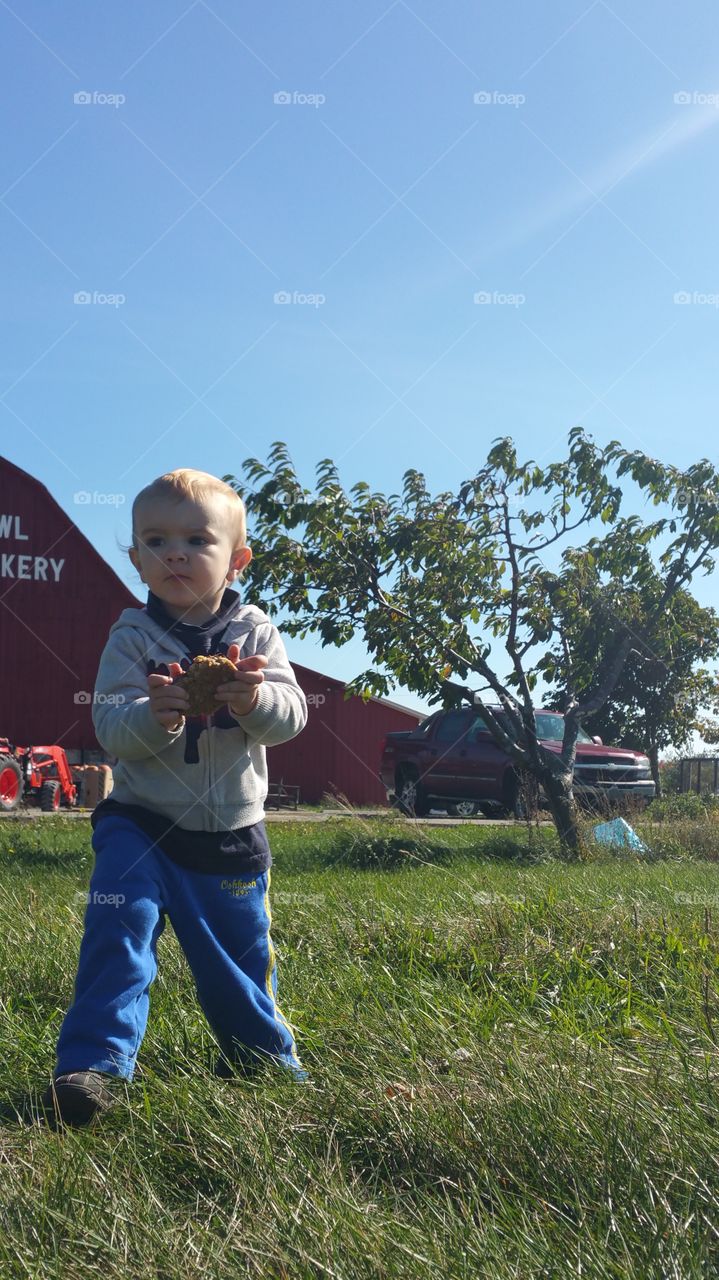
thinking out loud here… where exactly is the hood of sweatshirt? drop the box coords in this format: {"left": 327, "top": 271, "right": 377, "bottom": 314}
{"left": 110, "top": 586, "right": 263, "bottom": 661}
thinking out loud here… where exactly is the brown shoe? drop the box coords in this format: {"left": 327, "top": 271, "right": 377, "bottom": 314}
{"left": 40, "top": 1071, "right": 117, "bottom": 1128}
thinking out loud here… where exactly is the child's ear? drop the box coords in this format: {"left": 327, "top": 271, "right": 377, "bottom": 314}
{"left": 129, "top": 545, "right": 143, "bottom": 578}
{"left": 230, "top": 546, "right": 252, "bottom": 579}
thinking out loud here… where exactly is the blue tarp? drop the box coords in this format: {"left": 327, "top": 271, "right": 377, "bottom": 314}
{"left": 592, "top": 816, "right": 649, "bottom": 853}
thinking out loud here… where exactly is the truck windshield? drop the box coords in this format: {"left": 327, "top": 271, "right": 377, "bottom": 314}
{"left": 418, "top": 710, "right": 595, "bottom": 744}
{"left": 534, "top": 715, "right": 593, "bottom": 744}
{"left": 474, "top": 710, "right": 594, "bottom": 744}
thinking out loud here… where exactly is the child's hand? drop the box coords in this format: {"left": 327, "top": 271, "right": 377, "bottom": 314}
{"left": 147, "top": 662, "right": 189, "bottom": 731}
{"left": 214, "top": 644, "right": 267, "bottom": 718}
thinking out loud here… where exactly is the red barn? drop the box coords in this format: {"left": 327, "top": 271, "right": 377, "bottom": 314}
{"left": 0, "top": 457, "right": 423, "bottom": 804}
{"left": 0, "top": 456, "right": 139, "bottom": 754}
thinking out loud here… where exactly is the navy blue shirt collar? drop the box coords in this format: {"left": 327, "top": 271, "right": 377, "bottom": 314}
{"left": 145, "top": 586, "right": 240, "bottom": 657}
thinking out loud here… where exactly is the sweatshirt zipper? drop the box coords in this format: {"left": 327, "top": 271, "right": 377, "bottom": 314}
{"left": 206, "top": 713, "right": 216, "bottom": 830}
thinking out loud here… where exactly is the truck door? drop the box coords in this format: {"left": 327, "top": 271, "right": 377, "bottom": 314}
{"left": 461, "top": 717, "right": 508, "bottom": 802}
{"left": 425, "top": 710, "right": 476, "bottom": 801}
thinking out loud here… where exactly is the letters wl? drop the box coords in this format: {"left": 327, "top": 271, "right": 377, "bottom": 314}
{"left": 0, "top": 515, "right": 29, "bottom": 541}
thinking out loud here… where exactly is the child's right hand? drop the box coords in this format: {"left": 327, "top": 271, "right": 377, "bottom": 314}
{"left": 147, "top": 662, "right": 190, "bottom": 731}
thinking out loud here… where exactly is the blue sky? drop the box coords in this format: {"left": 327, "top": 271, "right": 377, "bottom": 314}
{"left": 2, "top": 1, "right": 718, "bottom": 716}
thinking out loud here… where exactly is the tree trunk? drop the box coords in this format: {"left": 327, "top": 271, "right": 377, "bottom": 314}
{"left": 541, "top": 767, "right": 584, "bottom": 857}
{"left": 647, "top": 743, "right": 661, "bottom": 796}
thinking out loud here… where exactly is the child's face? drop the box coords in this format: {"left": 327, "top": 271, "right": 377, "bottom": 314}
{"left": 129, "top": 494, "right": 251, "bottom": 622}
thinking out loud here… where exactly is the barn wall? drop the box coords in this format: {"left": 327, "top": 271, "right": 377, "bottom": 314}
{"left": 267, "top": 666, "right": 423, "bottom": 805}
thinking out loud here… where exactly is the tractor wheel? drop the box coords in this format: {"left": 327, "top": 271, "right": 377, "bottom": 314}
{"left": 40, "top": 781, "right": 61, "bottom": 812}
{"left": 0, "top": 755, "right": 23, "bottom": 811}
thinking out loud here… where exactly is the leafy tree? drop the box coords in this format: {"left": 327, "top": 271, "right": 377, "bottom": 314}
{"left": 226, "top": 430, "right": 719, "bottom": 855}
{"left": 543, "top": 570, "right": 719, "bottom": 794}
{"left": 692, "top": 680, "right": 719, "bottom": 747}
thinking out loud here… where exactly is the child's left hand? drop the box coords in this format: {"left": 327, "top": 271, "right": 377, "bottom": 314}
{"left": 214, "top": 644, "right": 268, "bottom": 718}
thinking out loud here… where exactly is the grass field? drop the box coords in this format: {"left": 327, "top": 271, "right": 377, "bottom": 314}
{"left": 0, "top": 814, "right": 718, "bottom": 1279}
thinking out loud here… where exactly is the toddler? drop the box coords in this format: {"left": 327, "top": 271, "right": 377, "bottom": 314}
{"left": 42, "top": 468, "right": 308, "bottom": 1127}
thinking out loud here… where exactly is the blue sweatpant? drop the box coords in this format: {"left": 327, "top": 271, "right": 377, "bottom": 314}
{"left": 54, "top": 815, "right": 307, "bottom": 1081}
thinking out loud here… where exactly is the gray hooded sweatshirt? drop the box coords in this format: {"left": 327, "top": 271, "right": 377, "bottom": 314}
{"left": 90, "top": 588, "right": 307, "bottom": 863}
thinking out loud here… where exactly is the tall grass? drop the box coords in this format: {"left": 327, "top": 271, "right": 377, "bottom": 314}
{"left": 0, "top": 816, "right": 717, "bottom": 1278}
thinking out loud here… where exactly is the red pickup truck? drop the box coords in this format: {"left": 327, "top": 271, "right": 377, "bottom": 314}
{"left": 379, "top": 705, "right": 655, "bottom": 817}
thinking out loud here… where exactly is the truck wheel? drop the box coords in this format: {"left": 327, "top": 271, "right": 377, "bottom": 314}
{"left": 40, "top": 781, "right": 61, "bottom": 812}
{"left": 395, "top": 771, "right": 430, "bottom": 818}
{"left": 0, "top": 756, "right": 23, "bottom": 811}
{"left": 447, "top": 800, "right": 479, "bottom": 817}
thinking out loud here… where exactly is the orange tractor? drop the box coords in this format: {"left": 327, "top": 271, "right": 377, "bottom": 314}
{"left": 0, "top": 738, "right": 78, "bottom": 813}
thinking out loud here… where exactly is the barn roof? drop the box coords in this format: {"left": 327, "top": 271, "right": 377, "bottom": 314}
{"left": 0, "top": 456, "right": 141, "bottom": 602}
{"left": 288, "top": 659, "right": 426, "bottom": 720}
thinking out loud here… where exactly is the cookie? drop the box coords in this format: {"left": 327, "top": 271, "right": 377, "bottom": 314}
{"left": 173, "top": 654, "right": 238, "bottom": 716}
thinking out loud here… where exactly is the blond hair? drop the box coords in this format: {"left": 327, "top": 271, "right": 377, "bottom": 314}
{"left": 130, "top": 469, "right": 247, "bottom": 552}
